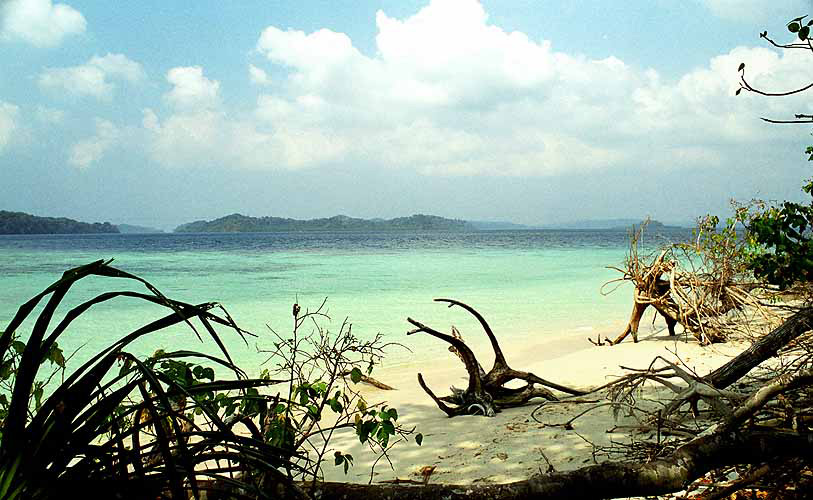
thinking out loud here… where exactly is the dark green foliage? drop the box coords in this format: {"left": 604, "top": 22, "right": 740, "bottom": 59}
{"left": 0, "top": 260, "right": 295, "bottom": 499}
{"left": 353, "top": 403, "right": 399, "bottom": 449}
{"left": 746, "top": 184, "right": 813, "bottom": 289}
{"left": 737, "top": 144, "right": 813, "bottom": 289}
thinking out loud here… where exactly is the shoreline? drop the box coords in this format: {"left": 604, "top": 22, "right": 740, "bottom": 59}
{"left": 321, "top": 327, "right": 748, "bottom": 485}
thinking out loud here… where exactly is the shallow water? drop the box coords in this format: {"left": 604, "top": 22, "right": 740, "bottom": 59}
{"left": 0, "top": 229, "right": 690, "bottom": 375}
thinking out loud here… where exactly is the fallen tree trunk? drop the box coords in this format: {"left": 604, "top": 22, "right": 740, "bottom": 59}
{"left": 706, "top": 307, "right": 813, "bottom": 389}
{"left": 611, "top": 308, "right": 813, "bottom": 421}
{"left": 300, "top": 430, "right": 813, "bottom": 499}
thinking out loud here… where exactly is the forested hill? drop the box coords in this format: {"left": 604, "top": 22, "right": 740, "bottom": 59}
{"left": 175, "top": 213, "right": 474, "bottom": 233}
{"left": 0, "top": 211, "right": 119, "bottom": 234}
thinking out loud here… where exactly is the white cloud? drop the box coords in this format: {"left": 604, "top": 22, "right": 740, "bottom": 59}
{"left": 249, "top": 64, "right": 272, "bottom": 86}
{"left": 164, "top": 66, "right": 220, "bottom": 109}
{"left": 1, "top": 0, "right": 85, "bottom": 47}
{"left": 68, "top": 119, "right": 119, "bottom": 168}
{"left": 38, "top": 53, "right": 145, "bottom": 101}
{"left": 35, "top": 106, "right": 65, "bottom": 124}
{"left": 142, "top": 106, "right": 346, "bottom": 170}
{"left": 699, "top": 0, "right": 809, "bottom": 23}
{"left": 139, "top": 0, "right": 811, "bottom": 176}
{"left": 0, "top": 101, "right": 19, "bottom": 152}
{"left": 146, "top": 66, "right": 346, "bottom": 169}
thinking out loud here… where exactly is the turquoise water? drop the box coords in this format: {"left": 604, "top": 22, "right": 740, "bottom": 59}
{"left": 0, "top": 230, "right": 689, "bottom": 375}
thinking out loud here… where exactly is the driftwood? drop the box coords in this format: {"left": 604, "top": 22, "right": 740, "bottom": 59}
{"left": 606, "top": 221, "right": 776, "bottom": 345}
{"left": 407, "top": 299, "right": 585, "bottom": 417}
{"left": 339, "top": 370, "right": 396, "bottom": 390}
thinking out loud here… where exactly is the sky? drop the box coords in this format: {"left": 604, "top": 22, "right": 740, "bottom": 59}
{"left": 2, "top": 0, "right": 813, "bottom": 230}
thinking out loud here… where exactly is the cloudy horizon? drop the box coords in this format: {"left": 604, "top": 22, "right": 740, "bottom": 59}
{"left": 1, "top": 0, "right": 812, "bottom": 230}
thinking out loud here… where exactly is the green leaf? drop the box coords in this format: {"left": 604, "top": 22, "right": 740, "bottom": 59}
{"left": 0, "top": 361, "right": 13, "bottom": 380}
{"left": 789, "top": 22, "right": 801, "bottom": 32}
{"left": 800, "top": 25, "right": 810, "bottom": 40}
{"left": 356, "top": 421, "right": 371, "bottom": 443}
{"left": 48, "top": 346, "right": 65, "bottom": 368}
{"left": 334, "top": 451, "right": 343, "bottom": 466}
{"left": 10, "top": 341, "right": 25, "bottom": 355}
{"left": 415, "top": 433, "right": 423, "bottom": 446}
{"left": 350, "top": 367, "right": 362, "bottom": 384}
{"left": 381, "top": 420, "right": 395, "bottom": 435}
{"left": 33, "top": 385, "right": 43, "bottom": 411}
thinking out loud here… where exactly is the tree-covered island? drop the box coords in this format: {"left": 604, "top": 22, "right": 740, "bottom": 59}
{"left": 174, "top": 213, "right": 475, "bottom": 232}
{"left": 0, "top": 211, "right": 119, "bottom": 234}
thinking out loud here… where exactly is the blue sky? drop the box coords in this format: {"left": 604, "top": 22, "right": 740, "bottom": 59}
{"left": 1, "top": 0, "right": 812, "bottom": 229}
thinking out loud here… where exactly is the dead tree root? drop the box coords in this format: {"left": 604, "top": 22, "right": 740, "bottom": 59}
{"left": 407, "top": 298, "right": 586, "bottom": 417}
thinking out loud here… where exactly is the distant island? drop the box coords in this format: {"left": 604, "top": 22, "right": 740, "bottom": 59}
{"left": 0, "top": 210, "right": 118, "bottom": 235}
{"left": 116, "top": 224, "right": 164, "bottom": 234}
{"left": 0, "top": 210, "right": 690, "bottom": 235}
{"left": 467, "top": 220, "right": 532, "bottom": 230}
{"left": 175, "top": 213, "right": 474, "bottom": 233}
{"left": 630, "top": 220, "right": 685, "bottom": 231}
{"left": 540, "top": 218, "right": 688, "bottom": 230}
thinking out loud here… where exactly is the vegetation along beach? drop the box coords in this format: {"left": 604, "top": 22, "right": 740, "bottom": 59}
{"left": 2, "top": 1, "right": 813, "bottom": 499}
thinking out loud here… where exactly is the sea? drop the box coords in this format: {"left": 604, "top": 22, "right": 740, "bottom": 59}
{"left": 0, "top": 229, "right": 691, "bottom": 377}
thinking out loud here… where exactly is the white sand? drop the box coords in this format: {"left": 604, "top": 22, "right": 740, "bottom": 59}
{"left": 321, "top": 327, "right": 748, "bottom": 485}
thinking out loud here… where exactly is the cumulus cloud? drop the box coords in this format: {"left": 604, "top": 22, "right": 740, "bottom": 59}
{"left": 141, "top": 0, "right": 809, "bottom": 176}
{"left": 1, "top": 0, "right": 85, "bottom": 47}
{"left": 249, "top": 64, "right": 272, "bottom": 86}
{"left": 39, "top": 53, "right": 145, "bottom": 101}
{"left": 147, "top": 67, "right": 343, "bottom": 168}
{"left": 0, "top": 101, "right": 19, "bottom": 152}
{"left": 68, "top": 119, "right": 119, "bottom": 168}
{"left": 164, "top": 66, "right": 220, "bottom": 109}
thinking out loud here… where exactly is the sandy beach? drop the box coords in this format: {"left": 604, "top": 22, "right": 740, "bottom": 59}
{"left": 321, "top": 325, "right": 750, "bottom": 486}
